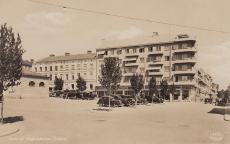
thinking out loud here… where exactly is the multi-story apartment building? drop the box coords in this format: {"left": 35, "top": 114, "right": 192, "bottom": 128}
{"left": 32, "top": 51, "right": 97, "bottom": 91}
{"left": 95, "top": 33, "right": 218, "bottom": 101}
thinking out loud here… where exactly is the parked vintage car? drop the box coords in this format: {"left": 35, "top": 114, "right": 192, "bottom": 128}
{"left": 215, "top": 98, "right": 227, "bottom": 106}
{"left": 97, "top": 96, "right": 123, "bottom": 107}
{"left": 82, "top": 92, "right": 97, "bottom": 100}
{"left": 52, "top": 91, "right": 64, "bottom": 98}
{"left": 111, "top": 94, "right": 135, "bottom": 106}
{"left": 145, "top": 96, "right": 164, "bottom": 103}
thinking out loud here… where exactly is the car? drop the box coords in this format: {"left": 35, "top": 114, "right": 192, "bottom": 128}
{"left": 111, "top": 94, "right": 135, "bottom": 106}
{"left": 145, "top": 96, "right": 164, "bottom": 103}
{"left": 76, "top": 92, "right": 84, "bottom": 99}
{"left": 82, "top": 92, "right": 96, "bottom": 100}
{"left": 204, "top": 98, "right": 212, "bottom": 104}
{"left": 97, "top": 96, "right": 123, "bottom": 107}
{"left": 215, "top": 98, "right": 227, "bottom": 106}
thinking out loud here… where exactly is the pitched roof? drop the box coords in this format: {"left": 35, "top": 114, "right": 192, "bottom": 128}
{"left": 22, "top": 69, "right": 49, "bottom": 79}
{"left": 23, "top": 60, "right": 32, "bottom": 66}
{"left": 97, "top": 34, "right": 196, "bottom": 50}
{"left": 37, "top": 53, "right": 97, "bottom": 63}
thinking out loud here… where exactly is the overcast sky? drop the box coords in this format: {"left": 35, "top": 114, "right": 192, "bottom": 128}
{"left": 1, "top": 0, "right": 230, "bottom": 89}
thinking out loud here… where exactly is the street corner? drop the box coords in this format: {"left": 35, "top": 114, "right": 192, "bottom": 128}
{"left": 0, "top": 124, "right": 20, "bottom": 138}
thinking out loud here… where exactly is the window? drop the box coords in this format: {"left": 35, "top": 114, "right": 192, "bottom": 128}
{"left": 139, "top": 48, "right": 145, "bottom": 53}
{"left": 148, "top": 47, "right": 153, "bottom": 52}
{"left": 72, "top": 74, "right": 74, "bottom": 80}
{"left": 90, "top": 84, "right": 93, "bottom": 90}
{"left": 66, "top": 74, "right": 68, "bottom": 80}
{"left": 50, "top": 66, "right": 52, "bottom": 71}
{"left": 164, "top": 66, "right": 169, "bottom": 72}
{"left": 66, "top": 65, "right": 69, "bottom": 70}
{"left": 182, "top": 54, "right": 189, "bottom": 59}
{"left": 39, "top": 82, "right": 45, "bottom": 87}
{"left": 60, "top": 74, "right": 63, "bottom": 79}
{"left": 172, "top": 44, "right": 178, "bottom": 50}
{"left": 90, "top": 64, "right": 93, "bottom": 68}
{"left": 164, "top": 45, "right": 170, "bottom": 51}
{"left": 110, "top": 50, "right": 114, "bottom": 55}
{"left": 77, "top": 73, "right": 80, "bottom": 77}
{"left": 35, "top": 67, "right": 37, "bottom": 72}
{"left": 55, "top": 66, "right": 58, "bottom": 71}
{"left": 165, "top": 56, "right": 170, "bottom": 61}
{"left": 50, "top": 74, "right": 52, "bottom": 80}
{"left": 29, "top": 81, "right": 35, "bottom": 87}
{"left": 133, "top": 48, "right": 137, "bottom": 53}
{"left": 156, "top": 56, "right": 161, "bottom": 62}
{"left": 140, "top": 57, "right": 144, "bottom": 63}
{"left": 140, "top": 68, "right": 145, "bottom": 73}
{"left": 83, "top": 64, "right": 87, "bottom": 69}
{"left": 182, "top": 65, "right": 188, "bottom": 71}
{"left": 182, "top": 76, "right": 188, "bottom": 81}
{"left": 71, "top": 65, "right": 74, "bottom": 70}
{"left": 125, "top": 49, "right": 129, "bottom": 53}
{"left": 55, "top": 74, "right": 57, "bottom": 80}
{"left": 124, "top": 77, "right": 130, "bottom": 83}
{"left": 156, "top": 46, "right": 161, "bottom": 51}
{"left": 104, "top": 51, "right": 108, "bottom": 55}
{"left": 77, "top": 64, "right": 81, "bottom": 70}
{"left": 119, "top": 59, "right": 122, "bottom": 64}
{"left": 117, "top": 50, "right": 122, "bottom": 55}
{"left": 182, "top": 43, "right": 188, "bottom": 49}
{"left": 71, "top": 84, "right": 74, "bottom": 90}
{"left": 45, "top": 67, "right": 47, "bottom": 71}
{"left": 83, "top": 73, "right": 87, "bottom": 78}
{"left": 40, "top": 67, "right": 42, "bottom": 71}
{"left": 60, "top": 65, "right": 63, "bottom": 70}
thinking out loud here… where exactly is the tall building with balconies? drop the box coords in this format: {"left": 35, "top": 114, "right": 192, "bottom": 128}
{"left": 95, "top": 33, "right": 217, "bottom": 101}
{"left": 32, "top": 51, "right": 97, "bottom": 92}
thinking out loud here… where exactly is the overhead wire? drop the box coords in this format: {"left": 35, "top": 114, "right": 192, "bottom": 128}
{"left": 27, "top": 0, "right": 230, "bottom": 34}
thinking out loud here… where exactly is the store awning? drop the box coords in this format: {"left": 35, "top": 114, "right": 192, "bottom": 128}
{"left": 97, "top": 51, "right": 104, "bottom": 54}
{"left": 123, "top": 58, "right": 137, "bottom": 61}
{"left": 147, "top": 66, "right": 161, "bottom": 70}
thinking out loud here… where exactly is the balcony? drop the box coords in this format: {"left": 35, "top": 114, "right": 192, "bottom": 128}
{"left": 125, "top": 62, "right": 139, "bottom": 66}
{"left": 173, "top": 80, "right": 196, "bottom": 86}
{"left": 123, "top": 72, "right": 135, "bottom": 76}
{"left": 174, "top": 57, "right": 196, "bottom": 64}
{"left": 147, "top": 60, "right": 164, "bottom": 65}
{"left": 125, "top": 52, "right": 139, "bottom": 56}
{"left": 148, "top": 50, "right": 164, "bottom": 55}
{"left": 174, "top": 47, "right": 197, "bottom": 53}
{"left": 173, "top": 68, "right": 197, "bottom": 75}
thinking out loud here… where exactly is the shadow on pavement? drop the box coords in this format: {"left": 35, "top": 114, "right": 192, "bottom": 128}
{"left": 1, "top": 116, "right": 24, "bottom": 124}
{"left": 208, "top": 108, "right": 230, "bottom": 115}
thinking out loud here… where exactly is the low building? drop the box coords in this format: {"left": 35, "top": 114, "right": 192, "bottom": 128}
{"left": 4, "top": 60, "right": 49, "bottom": 99}
{"left": 32, "top": 51, "right": 97, "bottom": 92}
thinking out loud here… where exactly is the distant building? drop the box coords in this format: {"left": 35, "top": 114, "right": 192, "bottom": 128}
{"left": 4, "top": 60, "right": 49, "bottom": 99}
{"left": 32, "top": 51, "right": 97, "bottom": 92}
{"left": 95, "top": 33, "right": 218, "bottom": 101}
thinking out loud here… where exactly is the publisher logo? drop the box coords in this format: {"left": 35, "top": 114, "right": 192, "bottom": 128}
{"left": 210, "top": 133, "right": 223, "bottom": 141}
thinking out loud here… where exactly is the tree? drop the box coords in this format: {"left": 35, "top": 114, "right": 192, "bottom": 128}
{"left": 130, "top": 73, "right": 144, "bottom": 107}
{"left": 0, "top": 23, "right": 25, "bottom": 125}
{"left": 76, "top": 76, "right": 87, "bottom": 92}
{"left": 160, "top": 79, "right": 168, "bottom": 100}
{"left": 168, "top": 83, "right": 176, "bottom": 103}
{"left": 148, "top": 76, "right": 158, "bottom": 104}
{"left": 98, "top": 57, "right": 122, "bottom": 109}
{"left": 54, "top": 77, "right": 64, "bottom": 91}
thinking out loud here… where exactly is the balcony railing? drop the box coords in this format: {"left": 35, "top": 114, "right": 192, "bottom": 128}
{"left": 174, "top": 47, "right": 197, "bottom": 53}
{"left": 174, "top": 57, "right": 197, "bottom": 64}
{"left": 173, "top": 67, "right": 197, "bottom": 74}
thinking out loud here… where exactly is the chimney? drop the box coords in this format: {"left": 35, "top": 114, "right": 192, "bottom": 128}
{"left": 50, "top": 54, "right": 55, "bottom": 57}
{"left": 87, "top": 50, "right": 92, "bottom": 54}
{"left": 152, "top": 32, "right": 158, "bottom": 37}
{"left": 65, "top": 52, "right": 70, "bottom": 56}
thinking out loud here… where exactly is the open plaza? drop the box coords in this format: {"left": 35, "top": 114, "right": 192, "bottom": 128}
{"left": 0, "top": 98, "right": 229, "bottom": 144}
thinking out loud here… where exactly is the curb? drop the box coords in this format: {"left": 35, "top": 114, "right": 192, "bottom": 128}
{"left": 0, "top": 125, "right": 20, "bottom": 138}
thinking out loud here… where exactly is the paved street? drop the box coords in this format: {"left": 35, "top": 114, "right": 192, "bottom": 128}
{"left": 0, "top": 98, "right": 229, "bottom": 144}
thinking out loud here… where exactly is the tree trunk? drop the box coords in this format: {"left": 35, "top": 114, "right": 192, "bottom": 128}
{"left": 108, "top": 87, "right": 111, "bottom": 111}
{"left": 1, "top": 95, "right": 3, "bottom": 125}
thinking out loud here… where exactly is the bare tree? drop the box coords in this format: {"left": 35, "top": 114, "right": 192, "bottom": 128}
{"left": 0, "top": 23, "right": 25, "bottom": 125}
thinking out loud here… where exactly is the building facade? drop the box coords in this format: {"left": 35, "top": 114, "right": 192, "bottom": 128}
{"left": 32, "top": 51, "right": 97, "bottom": 92}
{"left": 4, "top": 60, "right": 49, "bottom": 99}
{"left": 95, "top": 34, "right": 218, "bottom": 101}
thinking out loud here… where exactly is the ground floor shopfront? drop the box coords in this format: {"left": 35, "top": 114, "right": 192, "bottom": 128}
{"left": 96, "top": 85, "right": 202, "bottom": 102}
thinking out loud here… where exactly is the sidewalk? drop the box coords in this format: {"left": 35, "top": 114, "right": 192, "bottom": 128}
{"left": 0, "top": 124, "right": 19, "bottom": 138}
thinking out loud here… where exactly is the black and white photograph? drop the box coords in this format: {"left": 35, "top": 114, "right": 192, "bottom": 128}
{"left": 0, "top": 0, "right": 230, "bottom": 144}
